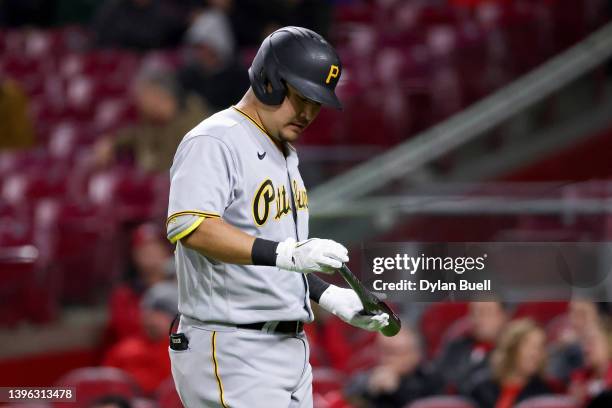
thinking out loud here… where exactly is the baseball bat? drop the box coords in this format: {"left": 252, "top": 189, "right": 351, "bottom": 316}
{"left": 338, "top": 264, "right": 401, "bottom": 337}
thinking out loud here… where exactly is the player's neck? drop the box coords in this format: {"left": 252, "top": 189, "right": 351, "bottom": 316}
{"left": 235, "top": 92, "right": 284, "bottom": 151}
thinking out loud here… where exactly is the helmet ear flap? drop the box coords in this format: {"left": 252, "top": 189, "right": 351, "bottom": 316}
{"left": 248, "top": 38, "right": 287, "bottom": 105}
{"left": 262, "top": 62, "right": 286, "bottom": 105}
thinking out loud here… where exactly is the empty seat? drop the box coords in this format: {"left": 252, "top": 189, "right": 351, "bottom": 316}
{"left": 88, "top": 170, "right": 169, "bottom": 222}
{"left": 512, "top": 302, "right": 568, "bottom": 326}
{"left": 37, "top": 200, "right": 119, "bottom": 304}
{"left": 156, "top": 377, "right": 183, "bottom": 408}
{"left": 54, "top": 367, "right": 141, "bottom": 408}
{"left": 0, "top": 246, "right": 40, "bottom": 325}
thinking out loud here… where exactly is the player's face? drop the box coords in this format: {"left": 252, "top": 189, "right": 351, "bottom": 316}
{"left": 274, "top": 84, "right": 322, "bottom": 142}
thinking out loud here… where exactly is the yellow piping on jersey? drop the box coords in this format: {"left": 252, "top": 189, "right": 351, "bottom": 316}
{"left": 168, "top": 216, "right": 205, "bottom": 244}
{"left": 211, "top": 331, "right": 229, "bottom": 408}
{"left": 166, "top": 210, "right": 220, "bottom": 226}
{"left": 232, "top": 106, "right": 282, "bottom": 152}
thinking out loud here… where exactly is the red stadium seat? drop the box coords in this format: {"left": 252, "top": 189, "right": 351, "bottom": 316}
{"left": 156, "top": 377, "right": 183, "bottom": 408}
{"left": 324, "top": 390, "right": 352, "bottom": 408}
{"left": 54, "top": 367, "right": 141, "bottom": 408}
{"left": 344, "top": 345, "right": 379, "bottom": 374}
{"left": 512, "top": 302, "right": 568, "bottom": 326}
{"left": 59, "top": 50, "right": 140, "bottom": 79}
{"left": 420, "top": 302, "right": 469, "bottom": 357}
{"left": 313, "top": 392, "right": 330, "bottom": 408}
{"left": 514, "top": 395, "right": 579, "bottom": 408}
{"left": 0, "top": 246, "right": 42, "bottom": 325}
{"left": 2, "top": 170, "right": 68, "bottom": 203}
{"left": 40, "top": 200, "right": 118, "bottom": 304}
{"left": 0, "top": 201, "right": 33, "bottom": 246}
{"left": 88, "top": 169, "right": 169, "bottom": 222}
{"left": 406, "top": 395, "right": 477, "bottom": 408}
{"left": 440, "top": 316, "right": 472, "bottom": 346}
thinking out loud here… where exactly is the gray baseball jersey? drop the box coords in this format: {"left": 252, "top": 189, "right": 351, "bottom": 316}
{"left": 166, "top": 106, "right": 313, "bottom": 325}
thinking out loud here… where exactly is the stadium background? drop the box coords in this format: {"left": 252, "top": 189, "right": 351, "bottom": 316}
{"left": 1, "top": 0, "right": 612, "bottom": 407}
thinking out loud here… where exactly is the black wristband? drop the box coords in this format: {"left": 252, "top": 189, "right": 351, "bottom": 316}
{"left": 307, "top": 274, "right": 331, "bottom": 303}
{"left": 251, "top": 238, "right": 279, "bottom": 266}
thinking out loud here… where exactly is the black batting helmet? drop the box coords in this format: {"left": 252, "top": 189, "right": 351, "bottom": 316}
{"left": 248, "top": 26, "right": 342, "bottom": 109}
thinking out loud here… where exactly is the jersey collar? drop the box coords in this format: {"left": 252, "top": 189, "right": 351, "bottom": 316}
{"left": 232, "top": 106, "right": 296, "bottom": 154}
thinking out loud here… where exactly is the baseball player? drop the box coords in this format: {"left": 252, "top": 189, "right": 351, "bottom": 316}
{"left": 166, "top": 26, "right": 389, "bottom": 408}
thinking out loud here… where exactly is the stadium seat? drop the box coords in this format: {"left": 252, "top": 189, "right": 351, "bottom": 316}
{"left": 344, "top": 345, "right": 379, "bottom": 374}
{"left": 406, "top": 395, "right": 477, "bottom": 408}
{"left": 54, "top": 367, "right": 142, "bottom": 408}
{"left": 156, "top": 377, "right": 183, "bottom": 408}
{"left": 0, "top": 245, "right": 42, "bottom": 325}
{"left": 0, "top": 201, "right": 33, "bottom": 246}
{"left": 88, "top": 169, "right": 169, "bottom": 222}
{"left": 40, "top": 199, "right": 118, "bottom": 304}
{"left": 420, "top": 302, "right": 469, "bottom": 357}
{"left": 440, "top": 315, "right": 472, "bottom": 346}
{"left": 514, "top": 395, "right": 579, "bottom": 408}
{"left": 323, "top": 390, "right": 352, "bottom": 408}
{"left": 512, "top": 302, "right": 568, "bottom": 326}
{"left": 313, "top": 392, "right": 330, "bottom": 408}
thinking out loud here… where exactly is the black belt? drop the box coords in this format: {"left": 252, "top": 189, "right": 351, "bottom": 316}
{"left": 237, "top": 321, "right": 304, "bottom": 335}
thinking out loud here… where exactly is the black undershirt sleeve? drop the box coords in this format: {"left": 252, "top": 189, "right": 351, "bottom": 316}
{"left": 307, "top": 273, "right": 330, "bottom": 303}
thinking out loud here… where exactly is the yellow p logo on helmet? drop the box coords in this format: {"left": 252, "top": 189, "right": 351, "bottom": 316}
{"left": 325, "top": 65, "right": 340, "bottom": 84}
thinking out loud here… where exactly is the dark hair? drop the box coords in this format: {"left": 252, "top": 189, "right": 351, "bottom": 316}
{"left": 89, "top": 395, "right": 133, "bottom": 408}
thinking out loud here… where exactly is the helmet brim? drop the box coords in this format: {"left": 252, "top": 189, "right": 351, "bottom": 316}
{"left": 284, "top": 76, "right": 343, "bottom": 110}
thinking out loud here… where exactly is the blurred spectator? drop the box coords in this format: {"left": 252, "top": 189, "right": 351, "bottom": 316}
{"left": 569, "top": 319, "right": 612, "bottom": 406}
{"left": 435, "top": 301, "right": 509, "bottom": 393}
{"left": 89, "top": 395, "right": 133, "bottom": 408}
{"left": 344, "top": 327, "right": 442, "bottom": 408}
{"left": 103, "top": 281, "right": 178, "bottom": 395}
{"left": 104, "top": 223, "right": 174, "bottom": 347}
{"left": 92, "top": 0, "right": 186, "bottom": 51}
{"left": 588, "top": 390, "right": 612, "bottom": 408}
{"left": 0, "top": 77, "right": 36, "bottom": 150}
{"left": 227, "top": 0, "right": 332, "bottom": 47}
{"left": 306, "top": 303, "right": 375, "bottom": 372}
{"left": 548, "top": 299, "right": 601, "bottom": 382}
{"left": 178, "top": 8, "right": 249, "bottom": 112}
{"left": 93, "top": 69, "right": 208, "bottom": 173}
{"left": 466, "top": 319, "right": 554, "bottom": 408}
{"left": 55, "top": 0, "right": 100, "bottom": 25}
{"left": 0, "top": 0, "right": 57, "bottom": 27}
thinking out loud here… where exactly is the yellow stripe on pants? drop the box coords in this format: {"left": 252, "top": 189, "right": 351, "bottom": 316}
{"left": 211, "top": 331, "right": 229, "bottom": 408}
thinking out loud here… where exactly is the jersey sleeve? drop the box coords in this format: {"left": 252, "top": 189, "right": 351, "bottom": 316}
{"left": 166, "top": 135, "right": 237, "bottom": 243}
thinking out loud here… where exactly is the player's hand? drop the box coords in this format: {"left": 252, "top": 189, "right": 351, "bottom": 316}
{"left": 276, "top": 237, "right": 348, "bottom": 274}
{"left": 318, "top": 285, "right": 389, "bottom": 331}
